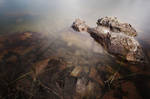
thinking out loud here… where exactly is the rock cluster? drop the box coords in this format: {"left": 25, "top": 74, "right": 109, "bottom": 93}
{"left": 72, "top": 17, "right": 145, "bottom": 63}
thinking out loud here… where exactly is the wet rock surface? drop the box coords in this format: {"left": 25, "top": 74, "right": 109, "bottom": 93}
{"left": 72, "top": 17, "right": 145, "bottom": 63}
{"left": 0, "top": 31, "right": 149, "bottom": 99}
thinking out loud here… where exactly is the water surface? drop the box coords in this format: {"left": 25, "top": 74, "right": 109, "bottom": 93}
{"left": 0, "top": 0, "right": 150, "bottom": 99}
{"left": 0, "top": 0, "right": 150, "bottom": 37}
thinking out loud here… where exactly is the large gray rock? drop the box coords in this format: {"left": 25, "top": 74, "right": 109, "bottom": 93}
{"left": 71, "top": 17, "right": 145, "bottom": 63}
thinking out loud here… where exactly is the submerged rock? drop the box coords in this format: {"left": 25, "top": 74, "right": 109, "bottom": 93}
{"left": 72, "top": 17, "right": 145, "bottom": 63}
{"left": 70, "top": 66, "right": 83, "bottom": 77}
{"left": 76, "top": 77, "right": 96, "bottom": 97}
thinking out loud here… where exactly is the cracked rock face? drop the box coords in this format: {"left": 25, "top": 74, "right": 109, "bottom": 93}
{"left": 71, "top": 17, "right": 145, "bottom": 63}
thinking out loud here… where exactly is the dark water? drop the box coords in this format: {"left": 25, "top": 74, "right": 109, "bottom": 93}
{"left": 0, "top": 0, "right": 150, "bottom": 99}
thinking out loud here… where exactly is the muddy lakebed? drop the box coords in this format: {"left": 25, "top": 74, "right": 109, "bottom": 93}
{"left": 0, "top": 27, "right": 150, "bottom": 99}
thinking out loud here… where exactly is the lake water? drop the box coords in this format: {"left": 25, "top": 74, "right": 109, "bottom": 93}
{"left": 0, "top": 0, "right": 150, "bottom": 36}
{"left": 0, "top": 0, "right": 150, "bottom": 99}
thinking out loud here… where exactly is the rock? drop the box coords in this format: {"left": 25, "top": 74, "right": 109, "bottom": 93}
{"left": 70, "top": 66, "right": 82, "bottom": 77}
{"left": 121, "top": 81, "right": 142, "bottom": 99}
{"left": 88, "top": 28, "right": 144, "bottom": 63}
{"left": 32, "top": 58, "right": 50, "bottom": 77}
{"left": 72, "top": 18, "right": 88, "bottom": 32}
{"left": 71, "top": 17, "right": 145, "bottom": 63}
{"left": 76, "top": 77, "right": 88, "bottom": 96}
{"left": 76, "top": 77, "right": 95, "bottom": 97}
{"left": 89, "top": 67, "right": 104, "bottom": 86}
{"left": 20, "top": 32, "right": 32, "bottom": 40}
{"left": 102, "top": 90, "right": 118, "bottom": 99}
{"left": 108, "top": 33, "right": 144, "bottom": 62}
{"left": 97, "top": 16, "right": 137, "bottom": 37}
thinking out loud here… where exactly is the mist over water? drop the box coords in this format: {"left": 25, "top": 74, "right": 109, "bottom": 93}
{"left": 0, "top": 0, "right": 150, "bottom": 66}
{"left": 0, "top": 0, "right": 150, "bottom": 37}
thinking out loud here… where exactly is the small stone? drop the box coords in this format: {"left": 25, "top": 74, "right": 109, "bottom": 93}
{"left": 76, "top": 77, "right": 87, "bottom": 95}
{"left": 121, "top": 81, "right": 142, "bottom": 99}
{"left": 72, "top": 19, "right": 88, "bottom": 32}
{"left": 32, "top": 58, "right": 50, "bottom": 77}
{"left": 76, "top": 77, "right": 95, "bottom": 97}
{"left": 7, "top": 55, "right": 17, "bottom": 62}
{"left": 102, "top": 90, "right": 117, "bottom": 99}
{"left": 70, "top": 66, "right": 82, "bottom": 77}
{"left": 89, "top": 67, "right": 104, "bottom": 86}
{"left": 20, "top": 32, "right": 32, "bottom": 40}
{"left": 86, "top": 81, "right": 95, "bottom": 94}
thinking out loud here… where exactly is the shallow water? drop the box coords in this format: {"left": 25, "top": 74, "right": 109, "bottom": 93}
{"left": 0, "top": 0, "right": 150, "bottom": 99}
